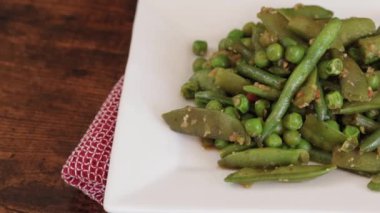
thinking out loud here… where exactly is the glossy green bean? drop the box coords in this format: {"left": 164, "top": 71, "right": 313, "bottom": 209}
{"left": 218, "top": 148, "right": 309, "bottom": 169}
{"left": 237, "top": 62, "right": 286, "bottom": 89}
{"left": 268, "top": 66, "right": 291, "bottom": 77}
{"left": 225, "top": 164, "right": 336, "bottom": 185}
{"left": 261, "top": 18, "right": 342, "bottom": 141}
{"left": 162, "top": 106, "right": 251, "bottom": 145}
{"left": 243, "top": 83, "right": 281, "bottom": 101}
{"left": 219, "top": 143, "right": 256, "bottom": 158}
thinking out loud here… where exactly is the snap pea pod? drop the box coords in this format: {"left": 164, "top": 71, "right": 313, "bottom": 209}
{"left": 194, "top": 91, "right": 233, "bottom": 106}
{"left": 218, "top": 148, "right": 309, "bottom": 169}
{"left": 293, "top": 69, "right": 318, "bottom": 108}
{"left": 261, "top": 18, "right": 342, "bottom": 141}
{"left": 332, "top": 149, "right": 380, "bottom": 174}
{"left": 332, "top": 50, "right": 370, "bottom": 102}
{"left": 189, "top": 70, "right": 224, "bottom": 94}
{"left": 162, "top": 106, "right": 251, "bottom": 145}
{"left": 243, "top": 83, "right": 281, "bottom": 101}
{"left": 360, "top": 129, "right": 380, "bottom": 153}
{"left": 336, "top": 93, "right": 380, "bottom": 114}
{"left": 342, "top": 114, "right": 380, "bottom": 133}
{"left": 278, "top": 4, "right": 333, "bottom": 20}
{"left": 301, "top": 114, "right": 347, "bottom": 151}
{"left": 251, "top": 23, "right": 266, "bottom": 51}
{"left": 315, "top": 80, "right": 330, "bottom": 121}
{"left": 257, "top": 8, "right": 306, "bottom": 47}
{"left": 220, "top": 143, "right": 256, "bottom": 158}
{"left": 368, "top": 174, "right": 380, "bottom": 191}
{"left": 287, "top": 16, "right": 327, "bottom": 40}
{"left": 225, "top": 164, "right": 336, "bottom": 185}
{"left": 358, "top": 35, "right": 380, "bottom": 64}
{"left": 237, "top": 62, "right": 286, "bottom": 89}
{"left": 214, "top": 68, "right": 251, "bottom": 95}
{"left": 309, "top": 148, "right": 332, "bottom": 164}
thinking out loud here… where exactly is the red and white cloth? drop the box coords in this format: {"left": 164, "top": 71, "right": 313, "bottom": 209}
{"left": 61, "top": 76, "right": 124, "bottom": 204}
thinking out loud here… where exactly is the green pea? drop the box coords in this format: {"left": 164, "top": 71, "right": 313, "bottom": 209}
{"left": 285, "top": 45, "right": 305, "bottom": 64}
{"left": 296, "top": 139, "right": 312, "bottom": 151}
{"left": 206, "top": 100, "right": 223, "bottom": 111}
{"left": 233, "top": 94, "right": 250, "bottom": 114}
{"left": 367, "top": 72, "right": 380, "bottom": 91}
{"left": 211, "top": 55, "right": 230, "bottom": 68}
{"left": 254, "top": 50, "right": 269, "bottom": 68}
{"left": 264, "top": 133, "right": 283, "bottom": 148}
{"left": 283, "top": 112, "right": 303, "bottom": 130}
{"left": 242, "top": 22, "right": 255, "bottom": 37}
{"left": 214, "top": 139, "right": 229, "bottom": 150}
{"left": 273, "top": 123, "right": 284, "bottom": 135}
{"left": 254, "top": 99, "right": 270, "bottom": 118}
{"left": 192, "top": 40, "right": 208, "bottom": 56}
{"left": 224, "top": 106, "right": 240, "bottom": 119}
{"left": 365, "top": 109, "right": 379, "bottom": 119}
{"left": 266, "top": 43, "right": 284, "bottom": 62}
{"left": 228, "top": 29, "right": 244, "bottom": 41}
{"left": 241, "top": 38, "right": 253, "bottom": 49}
{"left": 192, "top": 57, "right": 207, "bottom": 72}
{"left": 218, "top": 38, "right": 228, "bottom": 51}
{"left": 324, "top": 120, "right": 340, "bottom": 131}
{"left": 343, "top": 125, "right": 360, "bottom": 138}
{"left": 325, "top": 90, "right": 343, "bottom": 110}
{"left": 244, "top": 118, "right": 263, "bottom": 137}
{"left": 181, "top": 81, "right": 199, "bottom": 99}
{"left": 283, "top": 130, "right": 302, "bottom": 148}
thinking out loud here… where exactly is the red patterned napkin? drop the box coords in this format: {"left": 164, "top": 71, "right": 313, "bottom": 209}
{"left": 61, "top": 76, "right": 124, "bottom": 204}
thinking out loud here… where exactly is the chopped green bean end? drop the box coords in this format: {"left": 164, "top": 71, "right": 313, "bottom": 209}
{"left": 233, "top": 94, "right": 250, "bottom": 114}
{"left": 326, "top": 91, "right": 344, "bottom": 110}
{"left": 343, "top": 125, "right": 360, "bottom": 138}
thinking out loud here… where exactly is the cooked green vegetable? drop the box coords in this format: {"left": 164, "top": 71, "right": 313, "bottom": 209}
{"left": 206, "top": 100, "right": 223, "bottom": 111}
{"left": 237, "top": 62, "right": 286, "bottom": 89}
{"left": 293, "top": 69, "right": 318, "bottom": 108}
{"left": 324, "top": 120, "right": 340, "bottom": 131}
{"left": 336, "top": 93, "right": 380, "bottom": 114}
{"left": 285, "top": 45, "right": 305, "bottom": 64}
{"left": 220, "top": 143, "right": 255, "bottom": 158}
{"left": 243, "top": 83, "right": 281, "bottom": 101}
{"left": 326, "top": 91, "right": 344, "bottom": 110}
{"left": 359, "top": 35, "right": 380, "bottom": 64}
{"left": 193, "top": 40, "right": 208, "bottom": 56}
{"left": 254, "top": 50, "right": 270, "bottom": 68}
{"left": 296, "top": 139, "right": 311, "bottom": 151}
{"left": 243, "top": 22, "right": 255, "bottom": 37}
{"left": 254, "top": 99, "right": 270, "bottom": 118}
{"left": 317, "top": 58, "right": 343, "bottom": 80}
{"left": 244, "top": 118, "right": 263, "bottom": 137}
{"left": 332, "top": 149, "right": 380, "bottom": 174}
{"left": 309, "top": 148, "right": 332, "bottom": 164}
{"left": 214, "top": 139, "right": 229, "bottom": 150}
{"left": 266, "top": 43, "right": 284, "bottom": 62}
{"left": 223, "top": 106, "right": 240, "bottom": 119}
{"left": 278, "top": 4, "right": 333, "bottom": 20}
{"left": 343, "top": 125, "right": 360, "bottom": 138}
{"left": 211, "top": 54, "right": 231, "bottom": 68}
{"left": 181, "top": 81, "right": 199, "bottom": 99}
{"left": 214, "top": 68, "right": 251, "bottom": 95}
{"left": 367, "top": 174, "right": 380, "bottom": 192}
{"left": 195, "top": 91, "right": 233, "bottom": 106}
{"left": 283, "top": 112, "right": 303, "bottom": 130}
{"left": 342, "top": 114, "right": 380, "bottom": 133}
{"left": 233, "top": 94, "right": 250, "bottom": 114}
{"left": 264, "top": 133, "right": 283, "bottom": 148}
{"left": 193, "top": 57, "right": 207, "bottom": 72}
{"left": 219, "top": 148, "right": 309, "bottom": 169}
{"left": 315, "top": 80, "right": 330, "bottom": 121}
{"left": 360, "top": 129, "right": 380, "bottom": 153}
{"left": 283, "top": 130, "right": 302, "bottom": 148}
{"left": 228, "top": 29, "right": 245, "bottom": 41}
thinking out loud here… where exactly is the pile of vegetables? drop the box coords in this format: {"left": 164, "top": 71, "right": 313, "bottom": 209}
{"left": 163, "top": 4, "right": 380, "bottom": 190}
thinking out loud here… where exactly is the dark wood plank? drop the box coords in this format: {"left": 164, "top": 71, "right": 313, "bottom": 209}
{"left": 0, "top": 0, "right": 137, "bottom": 212}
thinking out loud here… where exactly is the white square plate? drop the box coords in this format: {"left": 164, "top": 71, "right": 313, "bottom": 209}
{"left": 104, "top": 0, "right": 380, "bottom": 212}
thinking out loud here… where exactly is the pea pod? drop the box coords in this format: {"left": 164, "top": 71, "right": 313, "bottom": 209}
{"left": 358, "top": 35, "right": 380, "bottom": 64}
{"left": 309, "top": 148, "right": 332, "bottom": 164}
{"left": 220, "top": 143, "right": 256, "bottom": 158}
{"left": 261, "top": 18, "right": 342, "bottom": 141}
{"left": 287, "top": 16, "right": 327, "bottom": 40}
{"left": 189, "top": 70, "right": 224, "bottom": 94}
{"left": 360, "top": 129, "right": 380, "bottom": 153}
{"left": 342, "top": 114, "right": 380, "bottom": 133}
{"left": 214, "top": 68, "right": 251, "bottom": 95}
{"left": 332, "top": 149, "right": 380, "bottom": 174}
{"left": 336, "top": 93, "right": 380, "bottom": 114}
{"left": 243, "top": 83, "right": 281, "bottom": 101}
{"left": 218, "top": 148, "right": 309, "bottom": 169}
{"left": 162, "top": 106, "right": 250, "bottom": 144}
{"left": 293, "top": 69, "right": 318, "bottom": 108}
{"left": 251, "top": 23, "right": 266, "bottom": 51}
{"left": 225, "top": 165, "right": 336, "bottom": 185}
{"left": 368, "top": 174, "right": 380, "bottom": 192}
{"left": 237, "top": 62, "right": 286, "bottom": 89}
{"left": 257, "top": 8, "right": 305, "bottom": 46}
{"left": 278, "top": 5, "right": 333, "bottom": 20}
{"left": 194, "top": 91, "right": 233, "bottom": 106}
{"left": 332, "top": 50, "right": 370, "bottom": 102}
{"left": 301, "top": 114, "right": 347, "bottom": 151}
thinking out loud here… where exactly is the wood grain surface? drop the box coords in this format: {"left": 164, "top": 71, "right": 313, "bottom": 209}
{"left": 0, "top": 0, "right": 137, "bottom": 212}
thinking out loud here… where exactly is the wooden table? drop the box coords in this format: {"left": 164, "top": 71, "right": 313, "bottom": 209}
{"left": 0, "top": 1, "right": 137, "bottom": 212}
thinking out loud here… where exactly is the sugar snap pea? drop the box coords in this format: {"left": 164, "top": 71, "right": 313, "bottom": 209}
{"left": 218, "top": 148, "right": 309, "bottom": 169}
{"left": 214, "top": 68, "right": 251, "bottom": 95}
{"left": 261, "top": 18, "right": 342, "bottom": 141}
{"left": 278, "top": 4, "right": 333, "bottom": 20}
{"left": 332, "top": 149, "right": 380, "bottom": 174}
{"left": 360, "top": 129, "right": 380, "bottom": 153}
{"left": 225, "top": 164, "right": 336, "bottom": 185}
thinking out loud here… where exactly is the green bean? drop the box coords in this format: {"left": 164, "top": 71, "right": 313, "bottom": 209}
{"left": 264, "top": 133, "right": 283, "bottom": 148}
{"left": 266, "top": 43, "right": 284, "bottom": 62}
{"left": 336, "top": 93, "right": 380, "bottom": 114}
{"left": 258, "top": 7, "right": 306, "bottom": 47}
{"left": 162, "top": 106, "right": 251, "bottom": 145}
{"left": 360, "top": 129, "right": 380, "bottom": 153}
{"left": 332, "top": 50, "right": 370, "bottom": 102}
{"left": 293, "top": 69, "right": 318, "bottom": 108}
{"left": 181, "top": 81, "right": 199, "bottom": 99}
{"left": 268, "top": 66, "right": 291, "bottom": 77}
{"left": 218, "top": 148, "right": 309, "bottom": 169}
{"left": 326, "top": 90, "right": 344, "bottom": 110}
{"left": 243, "top": 22, "right": 255, "bottom": 37}
{"left": 220, "top": 143, "right": 255, "bottom": 158}
{"left": 315, "top": 80, "right": 330, "bottom": 121}
{"left": 342, "top": 114, "right": 380, "bottom": 133}
{"left": 233, "top": 94, "right": 250, "bottom": 114}
{"left": 254, "top": 99, "right": 270, "bottom": 118}
{"left": 301, "top": 114, "right": 347, "bottom": 151}
{"left": 243, "top": 83, "right": 281, "bottom": 101}
{"left": 214, "top": 68, "right": 251, "bottom": 95}
{"left": 206, "top": 100, "right": 223, "bottom": 111}
{"left": 278, "top": 4, "right": 333, "bottom": 20}
{"left": 194, "top": 91, "right": 233, "bottom": 106}
{"left": 261, "top": 18, "right": 342, "bottom": 141}
{"left": 368, "top": 174, "right": 380, "bottom": 192}
{"left": 283, "top": 112, "right": 303, "bottom": 130}
{"left": 225, "top": 164, "right": 335, "bottom": 185}
{"left": 317, "top": 58, "right": 343, "bottom": 79}
{"left": 309, "top": 148, "right": 332, "bottom": 164}
{"left": 360, "top": 35, "right": 380, "bottom": 64}
{"left": 332, "top": 148, "right": 380, "bottom": 174}
{"left": 214, "top": 139, "right": 229, "bottom": 150}
{"left": 192, "top": 40, "right": 208, "bottom": 56}
{"left": 237, "top": 62, "right": 286, "bottom": 89}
